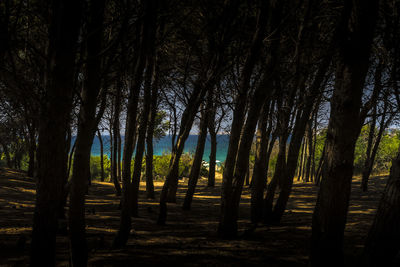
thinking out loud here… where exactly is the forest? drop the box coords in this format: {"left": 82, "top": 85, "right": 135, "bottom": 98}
{"left": 0, "top": 0, "right": 400, "bottom": 266}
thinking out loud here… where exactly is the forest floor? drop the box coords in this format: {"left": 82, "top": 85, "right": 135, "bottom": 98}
{"left": 0, "top": 167, "right": 388, "bottom": 266}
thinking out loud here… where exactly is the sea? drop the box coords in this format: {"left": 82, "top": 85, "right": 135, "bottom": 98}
{"left": 85, "top": 135, "right": 230, "bottom": 163}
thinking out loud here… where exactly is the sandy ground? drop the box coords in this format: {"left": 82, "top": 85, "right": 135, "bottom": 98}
{"left": 0, "top": 167, "right": 388, "bottom": 266}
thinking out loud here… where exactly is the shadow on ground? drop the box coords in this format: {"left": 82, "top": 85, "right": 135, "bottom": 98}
{"left": 0, "top": 168, "right": 387, "bottom": 266}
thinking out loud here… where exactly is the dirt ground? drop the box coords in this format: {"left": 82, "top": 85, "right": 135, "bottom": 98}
{"left": 0, "top": 167, "right": 388, "bottom": 266}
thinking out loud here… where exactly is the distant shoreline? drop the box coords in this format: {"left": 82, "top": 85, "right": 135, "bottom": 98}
{"left": 74, "top": 134, "right": 230, "bottom": 162}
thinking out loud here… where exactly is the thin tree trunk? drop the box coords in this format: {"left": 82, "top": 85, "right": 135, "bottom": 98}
{"left": 109, "top": 121, "right": 114, "bottom": 182}
{"left": 270, "top": 41, "right": 333, "bottom": 223}
{"left": 310, "top": 0, "right": 379, "bottom": 264}
{"left": 305, "top": 122, "right": 313, "bottom": 182}
{"left": 183, "top": 104, "right": 209, "bottom": 210}
{"left": 117, "top": 129, "right": 122, "bottom": 182}
{"left": 218, "top": 0, "right": 275, "bottom": 237}
{"left": 113, "top": 0, "right": 155, "bottom": 248}
{"left": 207, "top": 93, "right": 217, "bottom": 187}
{"left": 250, "top": 101, "right": 272, "bottom": 225}
{"left": 68, "top": 138, "right": 76, "bottom": 179}
{"left": 145, "top": 62, "right": 159, "bottom": 199}
{"left": 208, "top": 130, "right": 217, "bottom": 187}
{"left": 298, "top": 139, "right": 305, "bottom": 181}
{"left": 158, "top": 79, "right": 210, "bottom": 224}
{"left": 361, "top": 64, "right": 385, "bottom": 192}
{"left": 131, "top": 33, "right": 157, "bottom": 216}
{"left": 98, "top": 129, "right": 105, "bottom": 182}
{"left": 27, "top": 124, "right": 36, "bottom": 177}
{"left": 112, "top": 80, "right": 122, "bottom": 196}
{"left": 315, "top": 138, "right": 326, "bottom": 186}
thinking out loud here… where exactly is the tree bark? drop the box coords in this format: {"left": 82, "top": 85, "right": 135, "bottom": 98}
{"left": 208, "top": 128, "right": 217, "bottom": 187}
{"left": 27, "top": 122, "right": 36, "bottom": 177}
{"left": 98, "top": 129, "right": 105, "bottom": 182}
{"left": 30, "top": 0, "right": 83, "bottom": 265}
{"left": 145, "top": 64, "right": 159, "bottom": 199}
{"left": 113, "top": 0, "right": 156, "bottom": 248}
{"left": 250, "top": 100, "right": 272, "bottom": 225}
{"left": 218, "top": 0, "right": 276, "bottom": 237}
{"left": 363, "top": 148, "right": 400, "bottom": 266}
{"left": 310, "top": 0, "right": 379, "bottom": 265}
{"left": 158, "top": 78, "right": 210, "bottom": 224}
{"left": 112, "top": 80, "right": 122, "bottom": 196}
{"left": 131, "top": 33, "right": 157, "bottom": 216}
{"left": 69, "top": 0, "right": 105, "bottom": 265}
{"left": 183, "top": 103, "right": 209, "bottom": 210}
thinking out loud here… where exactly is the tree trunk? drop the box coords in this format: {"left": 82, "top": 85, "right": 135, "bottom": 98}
{"left": 30, "top": 0, "right": 83, "bottom": 265}
{"left": 310, "top": 0, "right": 379, "bottom": 265}
{"left": 145, "top": 63, "right": 159, "bottom": 199}
{"left": 158, "top": 79, "right": 210, "bottom": 224}
{"left": 208, "top": 129, "right": 217, "bottom": 187}
{"left": 361, "top": 65, "right": 386, "bottom": 192}
{"left": 218, "top": 0, "right": 275, "bottom": 237}
{"left": 112, "top": 80, "right": 122, "bottom": 196}
{"left": 298, "top": 139, "right": 305, "bottom": 181}
{"left": 219, "top": 79, "right": 272, "bottom": 237}
{"left": 250, "top": 101, "right": 272, "bottom": 225}
{"left": 98, "top": 129, "right": 105, "bottom": 182}
{"left": 27, "top": 123, "right": 36, "bottom": 177}
{"left": 270, "top": 40, "right": 334, "bottom": 223}
{"left": 305, "top": 122, "right": 313, "bottom": 182}
{"left": 183, "top": 104, "right": 209, "bottom": 210}
{"left": 363, "top": 148, "right": 400, "bottom": 266}
{"left": 117, "top": 128, "right": 122, "bottom": 182}
{"left": 113, "top": 0, "right": 155, "bottom": 248}
{"left": 207, "top": 95, "right": 217, "bottom": 187}
{"left": 69, "top": 0, "right": 105, "bottom": 265}
{"left": 131, "top": 32, "right": 157, "bottom": 216}
{"left": 315, "top": 139, "right": 326, "bottom": 186}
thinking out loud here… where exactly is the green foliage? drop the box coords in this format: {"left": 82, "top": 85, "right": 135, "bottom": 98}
{"left": 90, "top": 155, "right": 111, "bottom": 180}
{"left": 316, "top": 126, "right": 399, "bottom": 175}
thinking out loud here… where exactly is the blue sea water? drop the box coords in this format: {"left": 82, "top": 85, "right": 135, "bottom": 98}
{"left": 84, "top": 135, "right": 230, "bottom": 163}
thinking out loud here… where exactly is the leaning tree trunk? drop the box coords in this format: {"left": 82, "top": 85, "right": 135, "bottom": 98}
{"left": 219, "top": 78, "right": 272, "bottom": 237}
{"left": 250, "top": 100, "right": 272, "bottom": 225}
{"left": 113, "top": 0, "right": 155, "bottom": 248}
{"left": 157, "top": 79, "right": 209, "bottom": 224}
{"left": 164, "top": 93, "right": 205, "bottom": 203}
{"left": 363, "top": 148, "right": 400, "bottom": 266}
{"left": 361, "top": 69, "right": 388, "bottom": 192}
{"left": 30, "top": 0, "right": 83, "bottom": 265}
{"left": 112, "top": 80, "right": 122, "bottom": 196}
{"left": 270, "top": 30, "right": 336, "bottom": 224}
{"left": 183, "top": 104, "right": 209, "bottom": 210}
{"left": 310, "top": 0, "right": 379, "bottom": 265}
{"left": 218, "top": 0, "right": 274, "bottom": 237}
{"left": 69, "top": 0, "right": 105, "bottom": 265}
{"left": 131, "top": 44, "right": 156, "bottom": 217}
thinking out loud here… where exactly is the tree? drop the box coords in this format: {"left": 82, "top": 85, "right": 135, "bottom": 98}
{"left": 310, "top": 0, "right": 379, "bottom": 265}
{"left": 30, "top": 0, "right": 83, "bottom": 265}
